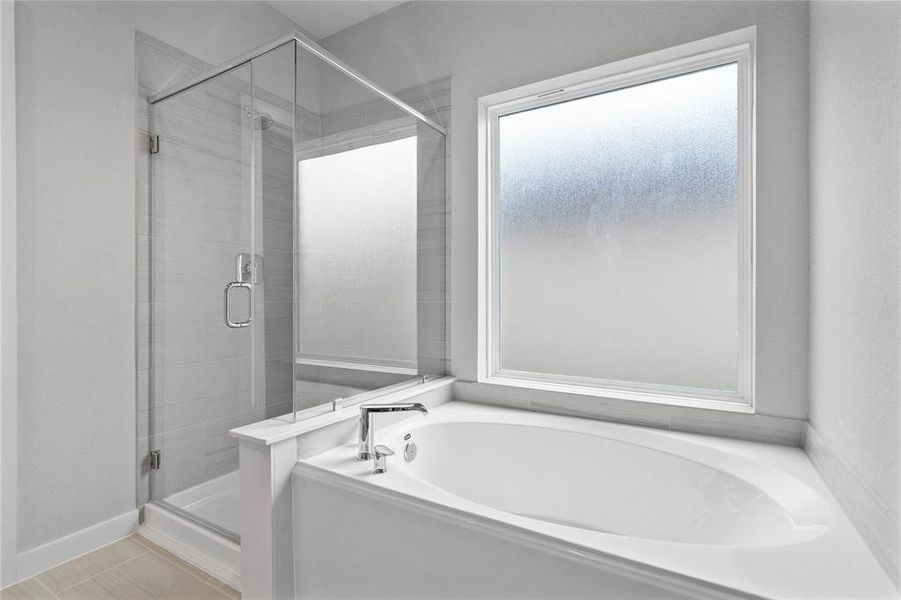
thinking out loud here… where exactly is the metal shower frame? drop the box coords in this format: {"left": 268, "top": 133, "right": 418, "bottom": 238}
{"left": 148, "top": 30, "right": 447, "bottom": 136}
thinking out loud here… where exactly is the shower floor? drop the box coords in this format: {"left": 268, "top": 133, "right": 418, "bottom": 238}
{"left": 164, "top": 470, "right": 241, "bottom": 535}
{"left": 160, "top": 380, "right": 380, "bottom": 537}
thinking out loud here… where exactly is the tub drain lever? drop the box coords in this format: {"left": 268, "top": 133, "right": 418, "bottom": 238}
{"left": 373, "top": 445, "right": 395, "bottom": 474}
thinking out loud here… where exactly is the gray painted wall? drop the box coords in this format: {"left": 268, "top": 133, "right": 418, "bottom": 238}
{"left": 15, "top": 0, "right": 301, "bottom": 553}
{"left": 808, "top": 0, "right": 901, "bottom": 584}
{"left": 1, "top": 0, "right": 18, "bottom": 586}
{"left": 323, "top": 1, "right": 810, "bottom": 423}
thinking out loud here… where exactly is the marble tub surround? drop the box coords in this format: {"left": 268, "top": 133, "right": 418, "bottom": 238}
{"left": 0, "top": 535, "right": 238, "bottom": 599}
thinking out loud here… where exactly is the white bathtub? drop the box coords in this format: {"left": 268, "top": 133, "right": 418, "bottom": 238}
{"left": 294, "top": 402, "right": 897, "bottom": 599}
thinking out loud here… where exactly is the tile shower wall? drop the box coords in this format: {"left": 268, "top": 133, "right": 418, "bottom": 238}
{"left": 413, "top": 82, "right": 451, "bottom": 376}
{"left": 258, "top": 123, "right": 296, "bottom": 421}
{"left": 136, "top": 34, "right": 296, "bottom": 504}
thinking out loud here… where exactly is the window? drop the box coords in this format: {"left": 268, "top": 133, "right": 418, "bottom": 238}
{"left": 477, "top": 28, "right": 755, "bottom": 411}
{"left": 297, "top": 136, "right": 418, "bottom": 372}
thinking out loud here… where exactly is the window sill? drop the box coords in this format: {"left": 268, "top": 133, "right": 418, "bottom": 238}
{"left": 479, "top": 374, "right": 755, "bottom": 415}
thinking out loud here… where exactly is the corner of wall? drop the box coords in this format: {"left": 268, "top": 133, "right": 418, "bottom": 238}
{"left": 806, "top": 0, "right": 901, "bottom": 591}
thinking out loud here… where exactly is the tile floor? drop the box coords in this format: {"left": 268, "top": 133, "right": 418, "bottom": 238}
{"left": 0, "top": 535, "right": 239, "bottom": 599}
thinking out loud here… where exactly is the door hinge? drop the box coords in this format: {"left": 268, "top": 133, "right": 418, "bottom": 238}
{"left": 149, "top": 449, "right": 161, "bottom": 470}
{"left": 149, "top": 134, "right": 160, "bottom": 155}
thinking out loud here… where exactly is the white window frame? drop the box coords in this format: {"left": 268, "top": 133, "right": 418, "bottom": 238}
{"left": 476, "top": 27, "right": 757, "bottom": 413}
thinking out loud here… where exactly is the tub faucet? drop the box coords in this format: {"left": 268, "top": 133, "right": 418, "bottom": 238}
{"left": 358, "top": 402, "right": 429, "bottom": 462}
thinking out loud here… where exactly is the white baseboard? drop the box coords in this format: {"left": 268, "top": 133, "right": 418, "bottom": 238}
{"left": 805, "top": 424, "right": 900, "bottom": 590}
{"left": 16, "top": 509, "right": 139, "bottom": 582}
{"left": 140, "top": 503, "right": 241, "bottom": 589}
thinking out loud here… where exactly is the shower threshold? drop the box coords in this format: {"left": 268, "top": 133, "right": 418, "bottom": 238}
{"left": 140, "top": 472, "right": 242, "bottom": 588}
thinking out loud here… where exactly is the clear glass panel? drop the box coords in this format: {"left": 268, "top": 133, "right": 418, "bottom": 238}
{"left": 290, "top": 41, "right": 447, "bottom": 414}
{"left": 497, "top": 64, "right": 739, "bottom": 394}
{"left": 146, "top": 62, "right": 254, "bottom": 533}
{"left": 141, "top": 36, "right": 448, "bottom": 538}
{"left": 250, "top": 42, "right": 299, "bottom": 423}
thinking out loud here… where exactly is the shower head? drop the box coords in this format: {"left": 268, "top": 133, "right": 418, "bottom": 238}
{"left": 255, "top": 113, "right": 274, "bottom": 131}
{"left": 242, "top": 105, "right": 274, "bottom": 130}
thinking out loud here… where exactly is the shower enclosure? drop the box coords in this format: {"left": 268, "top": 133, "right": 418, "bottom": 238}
{"left": 137, "top": 32, "right": 447, "bottom": 543}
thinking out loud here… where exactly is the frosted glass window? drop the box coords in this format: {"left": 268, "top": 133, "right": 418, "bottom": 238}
{"left": 297, "top": 136, "right": 417, "bottom": 369}
{"left": 497, "top": 64, "right": 742, "bottom": 396}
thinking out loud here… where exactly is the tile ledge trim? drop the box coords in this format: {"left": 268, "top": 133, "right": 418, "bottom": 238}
{"left": 230, "top": 376, "right": 456, "bottom": 446}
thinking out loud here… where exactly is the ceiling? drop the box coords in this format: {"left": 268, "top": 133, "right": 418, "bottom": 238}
{"left": 266, "top": 1, "right": 407, "bottom": 39}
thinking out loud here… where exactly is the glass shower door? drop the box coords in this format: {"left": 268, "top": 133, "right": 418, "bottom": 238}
{"left": 139, "top": 34, "right": 448, "bottom": 541}
{"left": 145, "top": 63, "right": 257, "bottom": 538}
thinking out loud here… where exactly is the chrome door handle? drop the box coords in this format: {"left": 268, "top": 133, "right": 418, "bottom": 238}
{"left": 224, "top": 281, "right": 253, "bottom": 328}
